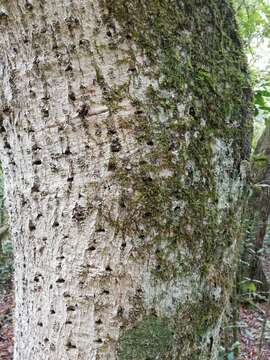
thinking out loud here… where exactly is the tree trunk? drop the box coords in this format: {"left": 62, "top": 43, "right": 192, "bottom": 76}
{"left": 245, "top": 125, "right": 270, "bottom": 295}
{"left": 0, "top": 1, "right": 252, "bottom": 359}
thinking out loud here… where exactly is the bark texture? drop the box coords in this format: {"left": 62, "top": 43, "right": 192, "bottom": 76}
{"left": 245, "top": 125, "right": 270, "bottom": 295}
{"left": 0, "top": 1, "right": 252, "bottom": 359}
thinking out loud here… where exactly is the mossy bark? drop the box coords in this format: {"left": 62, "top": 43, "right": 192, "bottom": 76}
{"left": 0, "top": 0, "right": 252, "bottom": 359}
{"left": 244, "top": 125, "right": 270, "bottom": 295}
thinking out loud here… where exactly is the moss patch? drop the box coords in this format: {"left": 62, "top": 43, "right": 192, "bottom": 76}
{"left": 117, "top": 316, "right": 173, "bottom": 360}
{"left": 98, "top": 0, "right": 253, "bottom": 275}
{"left": 96, "top": 0, "right": 253, "bottom": 358}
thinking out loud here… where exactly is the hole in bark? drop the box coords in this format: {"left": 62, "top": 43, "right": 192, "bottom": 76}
{"left": 49, "top": 284, "right": 53, "bottom": 289}
{"left": 117, "top": 307, "right": 123, "bottom": 316}
{"left": 52, "top": 220, "right": 59, "bottom": 227}
{"left": 63, "top": 292, "right": 71, "bottom": 298}
{"left": 65, "top": 16, "right": 79, "bottom": 30}
{"left": 31, "top": 184, "right": 40, "bottom": 193}
{"left": 144, "top": 212, "right": 152, "bottom": 218}
{"left": 134, "top": 109, "right": 144, "bottom": 115}
{"left": 25, "top": 2, "right": 33, "bottom": 11}
{"left": 56, "top": 278, "right": 65, "bottom": 284}
{"left": 105, "top": 265, "right": 112, "bottom": 272}
{"left": 65, "top": 64, "right": 73, "bottom": 72}
{"left": 128, "top": 67, "right": 136, "bottom": 73}
{"left": 29, "top": 220, "right": 36, "bottom": 231}
{"left": 64, "top": 146, "right": 72, "bottom": 155}
{"left": 94, "top": 338, "right": 103, "bottom": 344}
{"left": 44, "top": 338, "right": 49, "bottom": 343}
{"left": 41, "top": 109, "right": 49, "bottom": 117}
{"left": 121, "top": 242, "right": 126, "bottom": 250}
{"left": 34, "top": 275, "right": 40, "bottom": 282}
{"left": 107, "top": 128, "right": 117, "bottom": 135}
{"left": 3, "top": 106, "right": 11, "bottom": 114}
{"left": 87, "top": 246, "right": 96, "bottom": 251}
{"left": 65, "top": 320, "right": 72, "bottom": 324}
{"left": 50, "top": 309, "right": 56, "bottom": 314}
{"left": 56, "top": 256, "right": 65, "bottom": 260}
{"left": 78, "top": 104, "right": 89, "bottom": 118}
{"left": 29, "top": 90, "right": 36, "bottom": 98}
{"left": 21, "top": 198, "right": 27, "bottom": 207}
{"left": 150, "top": 308, "right": 157, "bottom": 317}
{"left": 36, "top": 213, "right": 42, "bottom": 219}
{"left": 119, "top": 198, "right": 126, "bottom": 208}
{"left": 110, "top": 138, "right": 121, "bottom": 153}
{"left": 33, "top": 159, "right": 42, "bottom": 165}
{"left": 209, "top": 336, "right": 214, "bottom": 351}
{"left": 79, "top": 39, "right": 90, "bottom": 48}
{"left": 0, "top": 124, "right": 5, "bottom": 133}
{"left": 68, "top": 92, "right": 76, "bottom": 101}
{"left": 66, "top": 341, "right": 76, "bottom": 349}
{"left": 37, "top": 322, "right": 43, "bottom": 327}
{"left": 4, "top": 141, "right": 11, "bottom": 149}
{"left": 95, "top": 319, "right": 102, "bottom": 325}
{"left": 147, "top": 140, "right": 154, "bottom": 146}
{"left": 189, "top": 106, "right": 196, "bottom": 117}
{"left": 50, "top": 343, "right": 56, "bottom": 351}
{"left": 32, "top": 144, "right": 41, "bottom": 151}
{"left": 108, "top": 160, "right": 117, "bottom": 171}
{"left": 101, "top": 289, "right": 110, "bottom": 295}
{"left": 67, "top": 176, "right": 74, "bottom": 182}
{"left": 67, "top": 305, "right": 76, "bottom": 312}
{"left": 72, "top": 204, "right": 87, "bottom": 221}
{"left": 142, "top": 176, "right": 153, "bottom": 183}
{"left": 95, "top": 227, "right": 105, "bottom": 233}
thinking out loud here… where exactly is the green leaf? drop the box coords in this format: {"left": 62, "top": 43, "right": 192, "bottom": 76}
{"left": 241, "top": 281, "right": 257, "bottom": 293}
{"left": 255, "top": 93, "right": 266, "bottom": 107}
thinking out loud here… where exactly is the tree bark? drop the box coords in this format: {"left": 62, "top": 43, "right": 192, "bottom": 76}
{"left": 245, "top": 125, "right": 270, "bottom": 295}
{"left": 0, "top": 1, "right": 252, "bottom": 359}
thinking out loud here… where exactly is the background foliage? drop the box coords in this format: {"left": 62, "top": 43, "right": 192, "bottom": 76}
{"left": 233, "top": 0, "right": 270, "bottom": 148}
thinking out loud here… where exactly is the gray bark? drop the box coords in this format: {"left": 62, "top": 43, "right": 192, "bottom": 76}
{"left": 0, "top": 1, "right": 252, "bottom": 359}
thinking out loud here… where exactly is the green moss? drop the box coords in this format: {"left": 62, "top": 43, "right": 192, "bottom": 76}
{"left": 96, "top": 0, "right": 253, "bottom": 357}
{"left": 173, "top": 295, "right": 223, "bottom": 358}
{"left": 118, "top": 316, "right": 173, "bottom": 360}
{"left": 98, "top": 0, "right": 252, "bottom": 273}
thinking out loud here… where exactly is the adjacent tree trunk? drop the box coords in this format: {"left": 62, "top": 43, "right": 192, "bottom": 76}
{"left": 0, "top": 1, "right": 252, "bottom": 359}
{"left": 245, "top": 125, "right": 270, "bottom": 295}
